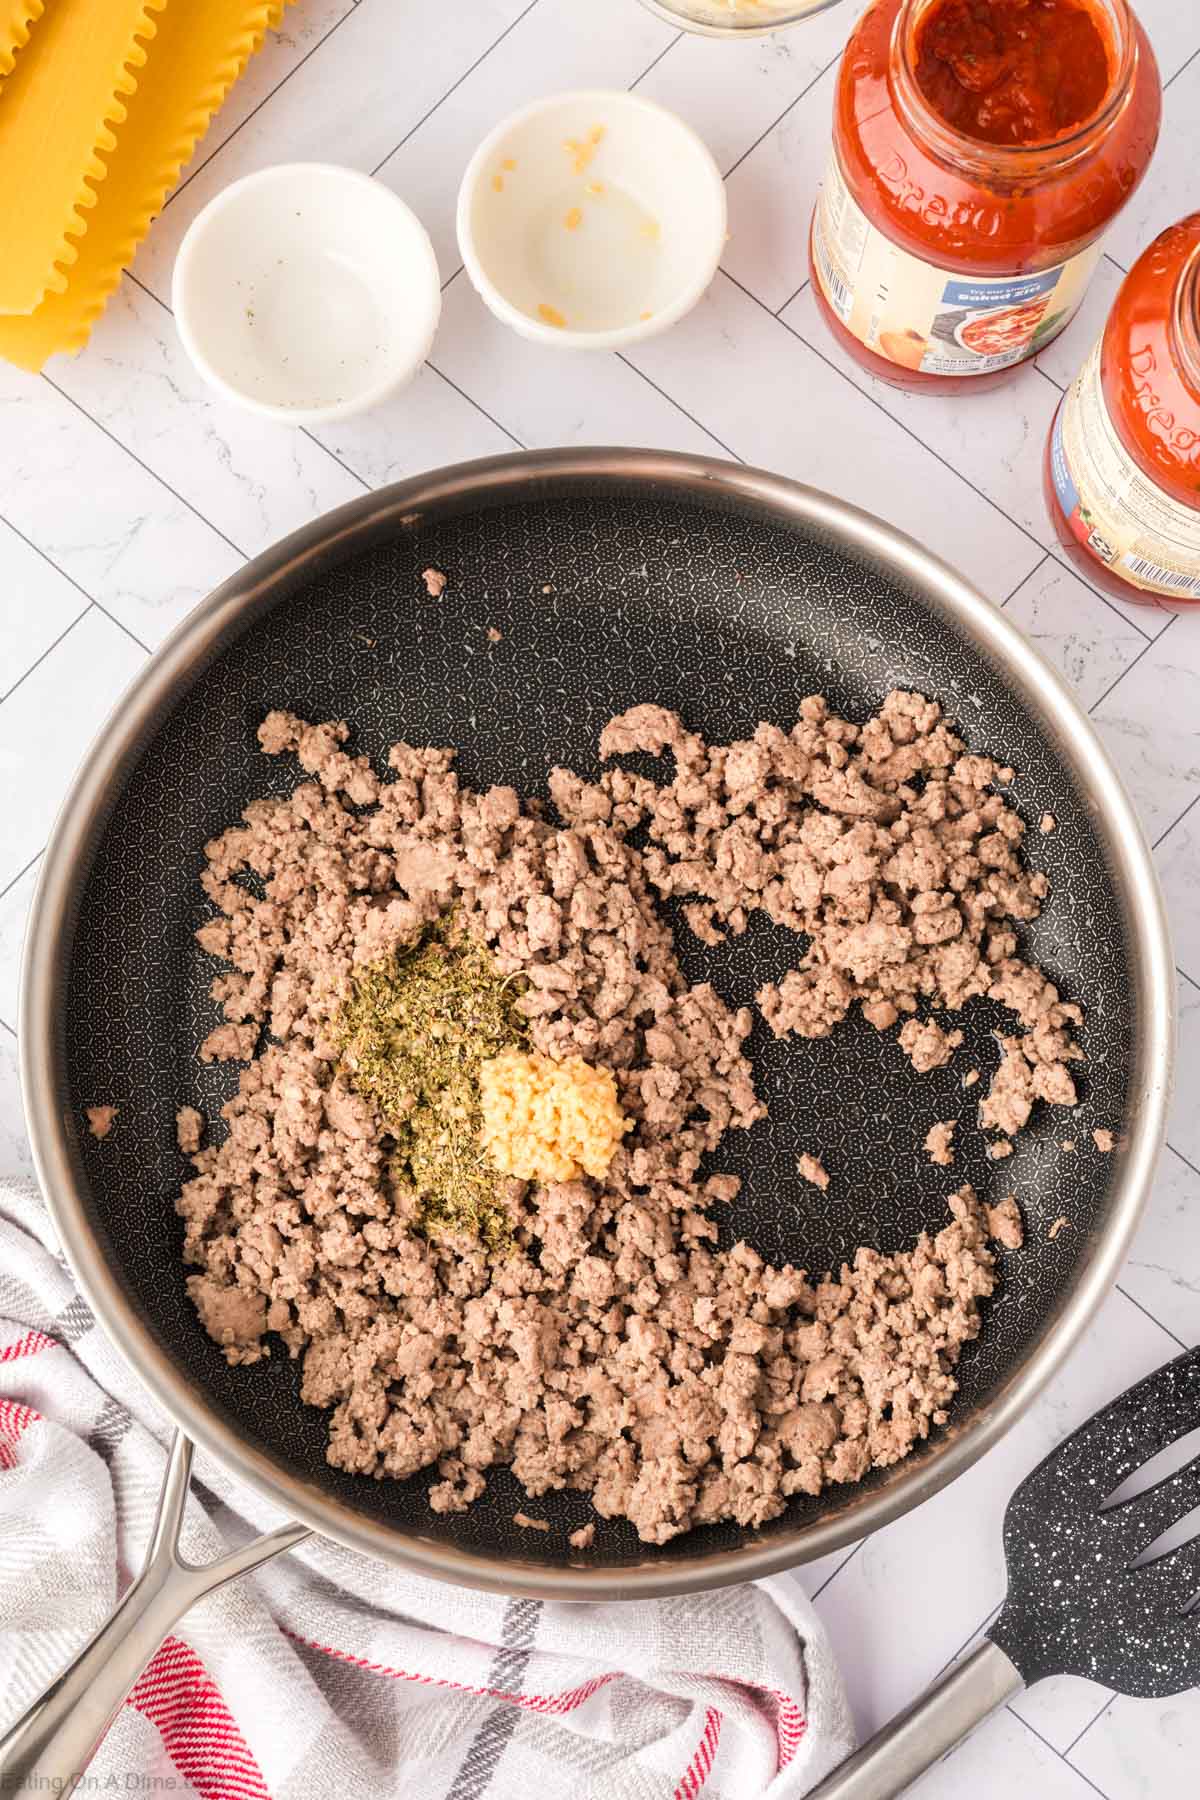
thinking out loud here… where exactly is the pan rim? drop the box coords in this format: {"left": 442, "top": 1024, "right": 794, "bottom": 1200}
{"left": 19, "top": 447, "right": 1175, "bottom": 1600}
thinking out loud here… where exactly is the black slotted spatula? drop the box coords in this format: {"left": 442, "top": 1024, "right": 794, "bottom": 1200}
{"left": 809, "top": 1348, "right": 1200, "bottom": 1799}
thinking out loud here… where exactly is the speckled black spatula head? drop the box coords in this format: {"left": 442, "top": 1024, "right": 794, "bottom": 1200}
{"left": 989, "top": 1348, "right": 1200, "bottom": 1696}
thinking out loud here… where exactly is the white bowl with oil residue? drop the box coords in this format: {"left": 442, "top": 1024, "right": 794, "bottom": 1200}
{"left": 456, "top": 90, "right": 726, "bottom": 350}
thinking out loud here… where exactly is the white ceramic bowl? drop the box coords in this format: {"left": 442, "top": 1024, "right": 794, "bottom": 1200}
{"left": 456, "top": 90, "right": 726, "bottom": 350}
{"left": 172, "top": 163, "right": 441, "bottom": 425}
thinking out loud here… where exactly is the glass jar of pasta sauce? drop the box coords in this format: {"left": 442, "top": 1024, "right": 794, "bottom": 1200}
{"left": 810, "top": 0, "right": 1161, "bottom": 392}
{"left": 1046, "top": 215, "right": 1200, "bottom": 610}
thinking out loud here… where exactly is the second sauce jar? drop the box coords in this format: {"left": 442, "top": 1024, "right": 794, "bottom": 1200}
{"left": 1046, "top": 214, "right": 1200, "bottom": 609}
{"left": 810, "top": 0, "right": 1162, "bottom": 391}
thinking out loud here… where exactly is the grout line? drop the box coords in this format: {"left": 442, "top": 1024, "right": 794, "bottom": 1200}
{"left": 775, "top": 278, "right": 810, "bottom": 317}
{"left": 1180, "top": 965, "right": 1200, "bottom": 995}
{"left": 165, "top": 3, "right": 361, "bottom": 213}
{"left": 929, "top": 1602, "right": 1002, "bottom": 1684}
{"left": 1161, "top": 1142, "right": 1200, "bottom": 1196}
{"left": 126, "top": 268, "right": 170, "bottom": 314}
{"left": 0, "top": 605, "right": 92, "bottom": 707}
{"left": 1115, "top": 1283, "right": 1190, "bottom": 1353}
{"left": 616, "top": 353, "right": 743, "bottom": 461}
{"left": 0, "top": 849, "right": 44, "bottom": 908}
{"left": 1042, "top": 550, "right": 1154, "bottom": 644}
{"left": 628, "top": 28, "right": 685, "bottom": 90}
{"left": 424, "top": 362, "right": 526, "bottom": 449}
{"left": 807, "top": 1539, "right": 863, "bottom": 1602}
{"left": 1165, "top": 1141, "right": 1200, "bottom": 1185}
{"left": 1034, "top": 361, "right": 1065, "bottom": 395}
{"left": 1086, "top": 614, "right": 1176, "bottom": 715}
{"left": 1063, "top": 1695, "right": 1117, "bottom": 1760}
{"left": 442, "top": 264, "right": 465, "bottom": 293}
{"left": 90, "top": 598, "right": 153, "bottom": 656}
{"left": 999, "top": 551, "right": 1051, "bottom": 609}
{"left": 1007, "top": 1708, "right": 1113, "bottom": 1799}
{"left": 301, "top": 429, "right": 372, "bottom": 491}
{"left": 0, "top": 507, "right": 106, "bottom": 614}
{"left": 1165, "top": 41, "right": 1200, "bottom": 91}
{"left": 1086, "top": 584, "right": 1156, "bottom": 645}
{"left": 1154, "top": 789, "right": 1200, "bottom": 851}
{"left": 721, "top": 49, "right": 841, "bottom": 181}
{"left": 368, "top": 0, "right": 544, "bottom": 177}
{"left": 0, "top": 1017, "right": 15, "bottom": 1039}
{"left": 739, "top": 268, "right": 1055, "bottom": 574}
{"left": 39, "top": 372, "right": 250, "bottom": 562}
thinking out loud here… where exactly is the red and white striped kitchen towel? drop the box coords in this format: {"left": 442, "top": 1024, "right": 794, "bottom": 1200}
{"left": 0, "top": 1175, "right": 855, "bottom": 1800}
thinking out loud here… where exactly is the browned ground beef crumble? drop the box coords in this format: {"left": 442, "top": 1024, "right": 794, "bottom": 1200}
{"left": 796, "top": 1153, "right": 830, "bottom": 1192}
{"left": 86, "top": 1105, "right": 118, "bottom": 1140}
{"left": 177, "top": 690, "right": 1082, "bottom": 1545}
{"left": 924, "top": 1121, "right": 956, "bottom": 1168}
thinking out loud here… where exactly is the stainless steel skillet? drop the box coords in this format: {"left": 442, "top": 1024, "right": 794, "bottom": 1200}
{"left": 8, "top": 450, "right": 1174, "bottom": 1788}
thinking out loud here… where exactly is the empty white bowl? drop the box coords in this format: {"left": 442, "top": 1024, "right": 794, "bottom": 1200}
{"left": 456, "top": 90, "right": 727, "bottom": 350}
{"left": 172, "top": 163, "right": 441, "bottom": 425}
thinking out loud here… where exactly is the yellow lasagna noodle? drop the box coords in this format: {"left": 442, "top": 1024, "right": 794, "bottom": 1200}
{"left": 0, "top": 0, "right": 46, "bottom": 81}
{"left": 0, "top": 0, "right": 168, "bottom": 314}
{"left": 0, "top": 0, "right": 293, "bottom": 368}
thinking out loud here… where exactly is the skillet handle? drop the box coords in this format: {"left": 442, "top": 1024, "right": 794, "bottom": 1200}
{"left": 805, "top": 1639, "right": 1025, "bottom": 1800}
{"left": 0, "top": 1429, "right": 310, "bottom": 1798}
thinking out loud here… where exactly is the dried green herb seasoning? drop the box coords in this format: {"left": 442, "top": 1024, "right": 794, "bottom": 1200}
{"left": 335, "top": 918, "right": 527, "bottom": 1249}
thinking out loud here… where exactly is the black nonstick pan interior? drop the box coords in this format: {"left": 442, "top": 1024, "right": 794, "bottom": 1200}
{"left": 51, "top": 459, "right": 1157, "bottom": 1585}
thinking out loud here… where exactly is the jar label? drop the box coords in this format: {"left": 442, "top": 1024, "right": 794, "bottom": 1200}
{"left": 1051, "top": 339, "right": 1200, "bottom": 601}
{"left": 812, "top": 150, "right": 1102, "bottom": 377}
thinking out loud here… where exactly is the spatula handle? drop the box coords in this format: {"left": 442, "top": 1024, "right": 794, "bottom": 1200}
{"left": 807, "top": 1638, "right": 1024, "bottom": 1800}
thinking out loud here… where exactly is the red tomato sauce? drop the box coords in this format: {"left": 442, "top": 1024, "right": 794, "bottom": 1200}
{"left": 915, "top": 0, "right": 1112, "bottom": 147}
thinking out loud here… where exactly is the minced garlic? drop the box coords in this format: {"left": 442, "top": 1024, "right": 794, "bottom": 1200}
{"left": 563, "top": 124, "right": 605, "bottom": 176}
{"left": 479, "top": 1048, "right": 630, "bottom": 1183}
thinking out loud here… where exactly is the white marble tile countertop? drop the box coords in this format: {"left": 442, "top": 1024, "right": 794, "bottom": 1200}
{"left": 1, "top": 2, "right": 1198, "bottom": 1793}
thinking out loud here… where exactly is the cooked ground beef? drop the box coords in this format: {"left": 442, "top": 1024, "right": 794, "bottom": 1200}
{"left": 177, "top": 692, "right": 1080, "bottom": 1545}
{"left": 175, "top": 1106, "right": 204, "bottom": 1154}
{"left": 796, "top": 1153, "right": 830, "bottom": 1192}
{"left": 86, "top": 1105, "right": 118, "bottom": 1140}
{"left": 925, "top": 1121, "right": 956, "bottom": 1167}
{"left": 986, "top": 1197, "right": 1024, "bottom": 1251}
